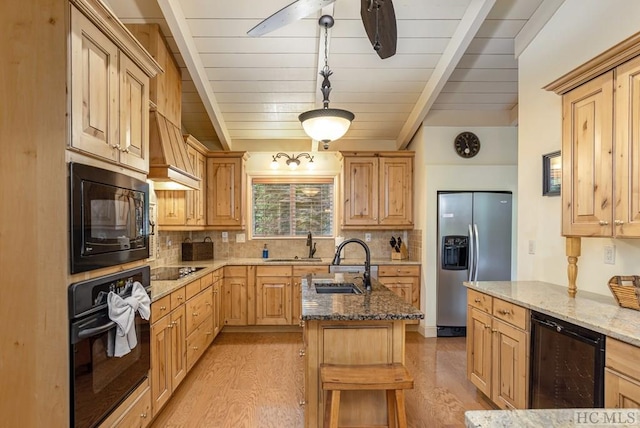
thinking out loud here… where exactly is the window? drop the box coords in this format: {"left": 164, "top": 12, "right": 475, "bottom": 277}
{"left": 252, "top": 178, "right": 334, "bottom": 238}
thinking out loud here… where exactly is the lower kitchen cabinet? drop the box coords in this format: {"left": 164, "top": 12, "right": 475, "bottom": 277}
{"left": 466, "top": 288, "right": 529, "bottom": 409}
{"left": 212, "top": 268, "right": 224, "bottom": 337}
{"left": 185, "top": 283, "right": 214, "bottom": 371}
{"left": 605, "top": 337, "right": 640, "bottom": 407}
{"left": 223, "top": 265, "right": 249, "bottom": 325}
{"left": 99, "top": 379, "right": 152, "bottom": 428}
{"left": 150, "top": 291, "right": 186, "bottom": 417}
{"left": 255, "top": 265, "right": 292, "bottom": 325}
{"left": 378, "top": 265, "right": 420, "bottom": 325}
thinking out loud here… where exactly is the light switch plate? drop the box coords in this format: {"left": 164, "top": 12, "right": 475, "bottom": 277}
{"left": 236, "top": 233, "right": 246, "bottom": 243}
{"left": 365, "top": 233, "right": 371, "bottom": 242}
{"left": 528, "top": 240, "right": 535, "bottom": 255}
{"left": 222, "top": 231, "right": 229, "bottom": 243}
{"left": 604, "top": 245, "right": 615, "bottom": 264}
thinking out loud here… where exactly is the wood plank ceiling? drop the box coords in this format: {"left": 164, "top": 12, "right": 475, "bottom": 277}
{"left": 105, "top": 0, "right": 563, "bottom": 152}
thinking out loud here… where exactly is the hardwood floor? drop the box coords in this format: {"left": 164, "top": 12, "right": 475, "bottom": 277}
{"left": 150, "top": 331, "right": 493, "bottom": 427}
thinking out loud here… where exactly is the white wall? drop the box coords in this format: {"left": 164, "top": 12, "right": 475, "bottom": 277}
{"left": 409, "top": 126, "right": 518, "bottom": 337}
{"left": 518, "top": 0, "right": 640, "bottom": 295}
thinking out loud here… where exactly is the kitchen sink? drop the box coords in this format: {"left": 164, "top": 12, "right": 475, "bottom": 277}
{"left": 264, "top": 257, "right": 323, "bottom": 263}
{"left": 314, "top": 282, "right": 362, "bottom": 295}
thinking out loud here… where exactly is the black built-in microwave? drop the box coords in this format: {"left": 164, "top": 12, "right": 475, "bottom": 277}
{"left": 69, "top": 163, "right": 149, "bottom": 273}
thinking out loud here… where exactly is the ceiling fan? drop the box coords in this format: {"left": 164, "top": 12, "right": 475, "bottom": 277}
{"left": 247, "top": 0, "right": 397, "bottom": 59}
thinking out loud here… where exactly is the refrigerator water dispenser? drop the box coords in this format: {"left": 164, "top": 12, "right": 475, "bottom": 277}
{"left": 441, "top": 235, "right": 468, "bottom": 270}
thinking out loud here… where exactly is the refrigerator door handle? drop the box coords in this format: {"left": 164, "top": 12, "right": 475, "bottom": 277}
{"left": 473, "top": 224, "right": 480, "bottom": 282}
{"left": 468, "top": 224, "right": 474, "bottom": 281}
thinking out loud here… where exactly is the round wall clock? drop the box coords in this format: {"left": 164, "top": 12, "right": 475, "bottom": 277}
{"left": 454, "top": 132, "right": 481, "bottom": 158}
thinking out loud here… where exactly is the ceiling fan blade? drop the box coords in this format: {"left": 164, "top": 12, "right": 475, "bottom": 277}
{"left": 248, "top": 0, "right": 337, "bottom": 37}
{"left": 360, "top": 0, "right": 397, "bottom": 59}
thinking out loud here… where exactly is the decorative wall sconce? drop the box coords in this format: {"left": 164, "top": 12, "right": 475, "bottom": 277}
{"left": 270, "top": 153, "right": 315, "bottom": 170}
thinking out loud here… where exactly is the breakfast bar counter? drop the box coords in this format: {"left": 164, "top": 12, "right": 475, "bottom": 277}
{"left": 301, "top": 274, "right": 423, "bottom": 428}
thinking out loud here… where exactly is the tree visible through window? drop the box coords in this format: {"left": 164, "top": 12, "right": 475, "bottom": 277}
{"left": 252, "top": 178, "right": 334, "bottom": 237}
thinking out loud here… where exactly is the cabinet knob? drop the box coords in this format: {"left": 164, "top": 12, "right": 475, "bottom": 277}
{"left": 159, "top": 306, "right": 167, "bottom": 311}
{"left": 140, "top": 413, "right": 148, "bottom": 419}
{"left": 121, "top": 147, "right": 130, "bottom": 153}
{"left": 110, "top": 143, "right": 120, "bottom": 149}
{"left": 599, "top": 220, "right": 610, "bottom": 226}
{"left": 193, "top": 346, "right": 199, "bottom": 350}
{"left": 474, "top": 298, "right": 481, "bottom": 303}
{"left": 177, "top": 296, "right": 183, "bottom": 300}
{"left": 615, "top": 220, "right": 625, "bottom": 225}
{"left": 498, "top": 309, "right": 511, "bottom": 315}
{"left": 299, "top": 400, "right": 306, "bottom": 406}
{"left": 193, "top": 312, "right": 199, "bottom": 317}
{"left": 484, "top": 325, "right": 491, "bottom": 329}
{"left": 491, "top": 329, "right": 497, "bottom": 333}
{"left": 299, "top": 349, "right": 306, "bottom": 357}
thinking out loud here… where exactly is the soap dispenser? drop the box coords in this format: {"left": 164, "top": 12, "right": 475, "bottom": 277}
{"left": 262, "top": 243, "right": 269, "bottom": 259}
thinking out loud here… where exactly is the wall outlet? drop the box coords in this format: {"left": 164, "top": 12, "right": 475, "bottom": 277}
{"left": 222, "top": 231, "right": 229, "bottom": 243}
{"left": 166, "top": 236, "right": 172, "bottom": 248}
{"left": 604, "top": 245, "right": 615, "bottom": 264}
{"left": 364, "top": 233, "right": 372, "bottom": 242}
{"left": 528, "top": 240, "right": 535, "bottom": 255}
{"left": 236, "top": 233, "right": 246, "bottom": 243}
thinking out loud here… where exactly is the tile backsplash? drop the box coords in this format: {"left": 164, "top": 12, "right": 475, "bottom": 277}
{"left": 154, "top": 229, "right": 423, "bottom": 265}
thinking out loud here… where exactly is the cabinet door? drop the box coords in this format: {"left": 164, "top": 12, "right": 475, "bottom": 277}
{"left": 466, "top": 306, "right": 492, "bottom": 397}
{"left": 562, "top": 71, "right": 614, "bottom": 236}
{"left": 70, "top": 7, "right": 119, "bottom": 162}
{"left": 156, "top": 190, "right": 186, "bottom": 225}
{"left": 605, "top": 368, "right": 640, "bottom": 408}
{"left": 223, "top": 276, "right": 247, "bottom": 325}
{"left": 256, "top": 276, "right": 291, "bottom": 325}
{"left": 615, "top": 58, "right": 640, "bottom": 237}
{"left": 491, "top": 318, "right": 528, "bottom": 409}
{"left": 119, "top": 52, "right": 149, "bottom": 172}
{"left": 170, "top": 306, "right": 186, "bottom": 391}
{"left": 343, "top": 157, "right": 379, "bottom": 226}
{"left": 111, "top": 387, "right": 152, "bottom": 428}
{"left": 378, "top": 156, "right": 413, "bottom": 226}
{"left": 150, "top": 315, "right": 171, "bottom": 416}
{"left": 212, "top": 280, "right": 222, "bottom": 337}
{"left": 378, "top": 276, "right": 417, "bottom": 307}
{"left": 186, "top": 146, "right": 206, "bottom": 225}
{"left": 207, "top": 157, "right": 243, "bottom": 227}
{"left": 292, "top": 265, "right": 329, "bottom": 325}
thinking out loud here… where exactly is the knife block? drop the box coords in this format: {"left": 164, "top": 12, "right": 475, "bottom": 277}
{"left": 391, "top": 243, "right": 409, "bottom": 260}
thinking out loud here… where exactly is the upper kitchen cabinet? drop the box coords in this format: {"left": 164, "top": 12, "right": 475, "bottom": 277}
{"left": 185, "top": 135, "right": 207, "bottom": 226}
{"left": 341, "top": 152, "right": 414, "bottom": 229}
{"left": 546, "top": 34, "right": 640, "bottom": 237}
{"left": 207, "top": 152, "right": 246, "bottom": 229}
{"left": 69, "top": 3, "right": 161, "bottom": 173}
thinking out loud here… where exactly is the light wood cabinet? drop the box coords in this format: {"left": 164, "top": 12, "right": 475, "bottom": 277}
{"left": 156, "top": 190, "right": 186, "bottom": 225}
{"left": 212, "top": 269, "right": 224, "bottom": 338}
{"left": 185, "top": 137, "right": 207, "bottom": 225}
{"left": 466, "top": 289, "right": 529, "bottom": 409}
{"left": 150, "top": 290, "right": 186, "bottom": 417}
{"left": 341, "top": 152, "right": 413, "bottom": 229}
{"left": 378, "top": 265, "right": 420, "bottom": 326}
{"left": 223, "top": 266, "right": 249, "bottom": 325}
{"left": 70, "top": 6, "right": 154, "bottom": 173}
{"left": 207, "top": 153, "right": 246, "bottom": 229}
{"left": 98, "top": 379, "right": 151, "bottom": 428}
{"left": 255, "top": 266, "right": 292, "bottom": 325}
{"left": 605, "top": 337, "right": 640, "bottom": 408}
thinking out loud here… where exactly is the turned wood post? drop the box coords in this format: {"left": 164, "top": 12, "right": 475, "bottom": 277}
{"left": 566, "top": 237, "right": 581, "bottom": 297}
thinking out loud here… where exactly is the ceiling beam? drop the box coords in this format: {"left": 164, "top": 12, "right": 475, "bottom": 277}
{"left": 396, "top": 0, "right": 496, "bottom": 149}
{"left": 157, "top": 0, "right": 232, "bottom": 150}
{"left": 514, "top": 0, "right": 565, "bottom": 58}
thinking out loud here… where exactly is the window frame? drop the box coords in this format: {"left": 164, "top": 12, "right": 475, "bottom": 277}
{"left": 248, "top": 175, "right": 338, "bottom": 240}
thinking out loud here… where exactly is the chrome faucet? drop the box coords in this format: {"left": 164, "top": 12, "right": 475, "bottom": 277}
{"left": 306, "top": 231, "right": 317, "bottom": 259}
{"left": 331, "top": 238, "right": 371, "bottom": 291}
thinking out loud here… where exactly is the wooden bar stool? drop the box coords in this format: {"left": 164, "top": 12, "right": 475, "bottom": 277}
{"left": 320, "top": 363, "right": 414, "bottom": 428}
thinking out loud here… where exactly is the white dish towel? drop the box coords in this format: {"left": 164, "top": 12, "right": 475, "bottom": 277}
{"left": 107, "top": 281, "right": 151, "bottom": 357}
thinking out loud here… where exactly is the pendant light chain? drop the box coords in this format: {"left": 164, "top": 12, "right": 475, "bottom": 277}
{"left": 319, "top": 20, "right": 333, "bottom": 109}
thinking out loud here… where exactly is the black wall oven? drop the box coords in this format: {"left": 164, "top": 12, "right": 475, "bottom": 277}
{"left": 69, "top": 266, "right": 151, "bottom": 428}
{"left": 70, "top": 162, "right": 149, "bottom": 274}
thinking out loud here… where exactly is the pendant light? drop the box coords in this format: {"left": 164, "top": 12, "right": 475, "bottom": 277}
{"left": 299, "top": 15, "right": 354, "bottom": 150}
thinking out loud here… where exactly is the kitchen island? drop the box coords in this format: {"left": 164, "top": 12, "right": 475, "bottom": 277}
{"left": 301, "top": 274, "right": 423, "bottom": 428}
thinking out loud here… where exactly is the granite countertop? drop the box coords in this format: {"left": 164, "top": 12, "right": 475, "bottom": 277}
{"left": 301, "top": 273, "right": 424, "bottom": 321}
{"left": 465, "top": 408, "right": 640, "bottom": 427}
{"left": 150, "top": 258, "right": 420, "bottom": 302}
{"left": 464, "top": 280, "right": 640, "bottom": 346}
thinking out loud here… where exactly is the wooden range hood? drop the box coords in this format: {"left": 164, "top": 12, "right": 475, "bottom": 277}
{"left": 148, "top": 109, "right": 200, "bottom": 190}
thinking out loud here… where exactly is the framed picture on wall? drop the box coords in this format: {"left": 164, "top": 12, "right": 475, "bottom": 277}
{"left": 543, "top": 151, "right": 561, "bottom": 196}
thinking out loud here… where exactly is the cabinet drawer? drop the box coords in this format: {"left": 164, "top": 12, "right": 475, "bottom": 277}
{"left": 607, "top": 337, "right": 640, "bottom": 381}
{"left": 111, "top": 385, "right": 151, "bottom": 428}
{"left": 185, "top": 278, "right": 202, "bottom": 300}
{"left": 170, "top": 287, "right": 185, "bottom": 310}
{"left": 257, "top": 265, "right": 292, "bottom": 277}
{"left": 378, "top": 265, "right": 420, "bottom": 277}
{"left": 200, "top": 272, "right": 214, "bottom": 289}
{"left": 467, "top": 289, "right": 492, "bottom": 314}
{"left": 225, "top": 265, "right": 246, "bottom": 277}
{"left": 292, "top": 265, "right": 329, "bottom": 276}
{"left": 151, "top": 295, "right": 171, "bottom": 323}
{"left": 186, "top": 288, "right": 213, "bottom": 335}
{"left": 186, "top": 314, "right": 213, "bottom": 371}
{"left": 492, "top": 298, "right": 527, "bottom": 331}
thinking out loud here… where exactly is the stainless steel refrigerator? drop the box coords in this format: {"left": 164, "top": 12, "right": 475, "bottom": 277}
{"left": 436, "top": 191, "right": 512, "bottom": 337}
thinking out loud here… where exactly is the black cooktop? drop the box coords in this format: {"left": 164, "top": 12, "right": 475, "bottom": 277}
{"left": 150, "top": 266, "right": 205, "bottom": 281}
